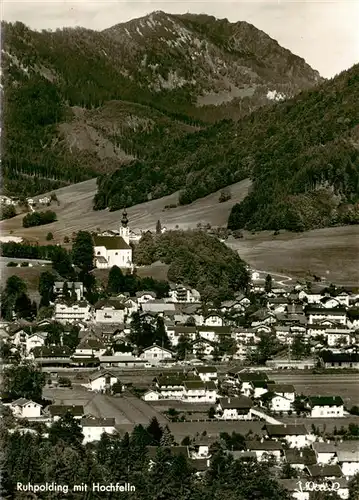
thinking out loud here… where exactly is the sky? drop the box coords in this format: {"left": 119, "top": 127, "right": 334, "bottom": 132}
{"left": 2, "top": 0, "right": 359, "bottom": 78}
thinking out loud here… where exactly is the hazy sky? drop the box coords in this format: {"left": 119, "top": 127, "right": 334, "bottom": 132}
{"left": 2, "top": 1, "right": 359, "bottom": 78}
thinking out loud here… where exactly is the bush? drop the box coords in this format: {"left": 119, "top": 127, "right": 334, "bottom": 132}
{"left": 0, "top": 205, "right": 17, "bottom": 220}
{"left": 58, "top": 377, "right": 72, "bottom": 388}
{"left": 349, "top": 405, "right": 359, "bottom": 415}
{"left": 46, "top": 232, "right": 54, "bottom": 241}
{"left": 7, "top": 261, "right": 17, "bottom": 267}
{"left": 23, "top": 210, "right": 57, "bottom": 228}
{"left": 20, "top": 262, "right": 29, "bottom": 267}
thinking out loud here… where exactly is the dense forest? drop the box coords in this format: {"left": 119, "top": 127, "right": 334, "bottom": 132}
{"left": 133, "top": 230, "right": 249, "bottom": 303}
{"left": 2, "top": 14, "right": 320, "bottom": 198}
{"left": 22, "top": 210, "right": 57, "bottom": 228}
{"left": 96, "top": 64, "right": 359, "bottom": 230}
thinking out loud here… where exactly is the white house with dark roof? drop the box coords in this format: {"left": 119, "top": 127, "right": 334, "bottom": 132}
{"left": 81, "top": 417, "right": 117, "bottom": 444}
{"left": 246, "top": 440, "right": 283, "bottom": 462}
{"left": 53, "top": 281, "right": 84, "bottom": 301}
{"left": 337, "top": 447, "right": 359, "bottom": 477}
{"left": 47, "top": 404, "right": 85, "bottom": 422}
{"left": 9, "top": 398, "right": 42, "bottom": 418}
{"left": 307, "top": 396, "right": 344, "bottom": 418}
{"left": 93, "top": 210, "right": 132, "bottom": 269}
{"left": 54, "top": 299, "right": 91, "bottom": 323}
{"left": 136, "top": 291, "right": 157, "bottom": 303}
{"left": 312, "top": 442, "right": 338, "bottom": 465}
{"left": 203, "top": 314, "right": 224, "bottom": 327}
{"left": 25, "top": 332, "right": 47, "bottom": 356}
{"left": 87, "top": 370, "right": 119, "bottom": 392}
{"left": 307, "top": 307, "right": 347, "bottom": 326}
{"left": 74, "top": 338, "right": 107, "bottom": 358}
{"left": 265, "top": 424, "right": 313, "bottom": 449}
{"left": 194, "top": 366, "right": 218, "bottom": 383}
{"left": 140, "top": 344, "right": 174, "bottom": 365}
{"left": 267, "top": 384, "right": 296, "bottom": 403}
{"left": 217, "top": 396, "right": 253, "bottom": 420}
{"left": 168, "top": 284, "right": 201, "bottom": 303}
{"left": 94, "top": 299, "right": 126, "bottom": 324}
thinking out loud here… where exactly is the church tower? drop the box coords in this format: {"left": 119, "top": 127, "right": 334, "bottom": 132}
{"left": 119, "top": 208, "right": 130, "bottom": 245}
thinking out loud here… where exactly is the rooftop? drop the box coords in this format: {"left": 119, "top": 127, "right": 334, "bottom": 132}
{"left": 93, "top": 235, "right": 130, "bottom": 250}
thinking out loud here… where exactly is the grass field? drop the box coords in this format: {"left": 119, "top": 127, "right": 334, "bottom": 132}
{"left": 1, "top": 176, "right": 357, "bottom": 283}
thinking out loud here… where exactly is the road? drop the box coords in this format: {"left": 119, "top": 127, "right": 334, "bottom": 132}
{"left": 0, "top": 257, "right": 51, "bottom": 265}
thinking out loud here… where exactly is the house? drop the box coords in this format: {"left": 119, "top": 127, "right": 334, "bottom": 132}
{"left": 9, "top": 398, "right": 42, "bottom": 418}
{"left": 38, "top": 196, "right": 51, "bottom": 205}
{"left": 320, "top": 297, "right": 342, "bottom": 309}
{"left": 141, "top": 300, "right": 176, "bottom": 314}
{"left": 265, "top": 424, "right": 312, "bottom": 449}
{"left": 47, "top": 405, "right": 85, "bottom": 422}
{"left": 325, "top": 328, "right": 353, "bottom": 347}
{"left": 94, "top": 299, "right": 126, "bottom": 324}
{"left": 337, "top": 442, "right": 359, "bottom": 476}
{"left": 307, "top": 307, "right": 347, "bottom": 326}
{"left": 237, "top": 372, "right": 269, "bottom": 397}
{"left": 156, "top": 376, "right": 185, "bottom": 399}
{"left": 167, "top": 325, "right": 197, "bottom": 346}
{"left": 54, "top": 300, "right": 91, "bottom": 323}
{"left": 203, "top": 314, "right": 224, "bottom": 327}
{"left": 183, "top": 381, "right": 207, "bottom": 403}
{"left": 93, "top": 210, "right": 132, "bottom": 269}
{"left": 298, "top": 290, "right": 323, "bottom": 304}
{"left": 279, "top": 479, "right": 310, "bottom": 500}
{"left": 194, "top": 366, "right": 218, "bottom": 383}
{"left": 25, "top": 332, "right": 47, "bottom": 355}
{"left": 136, "top": 291, "right": 157, "bottom": 303}
{"left": 319, "top": 351, "right": 359, "bottom": 369}
{"left": 74, "top": 338, "right": 107, "bottom": 358}
{"left": 192, "top": 339, "right": 215, "bottom": 358}
{"left": 217, "top": 396, "right": 253, "bottom": 420}
{"left": 140, "top": 344, "right": 174, "bottom": 365}
{"left": 81, "top": 417, "right": 117, "bottom": 444}
{"left": 307, "top": 396, "right": 344, "bottom": 418}
{"left": 197, "top": 326, "right": 231, "bottom": 343}
{"left": 246, "top": 440, "right": 283, "bottom": 461}
{"left": 306, "top": 464, "right": 343, "bottom": 479}
{"left": 53, "top": 281, "right": 84, "bottom": 301}
{"left": 99, "top": 352, "right": 144, "bottom": 369}
{"left": 266, "top": 393, "right": 292, "bottom": 413}
{"left": 249, "top": 380, "right": 270, "bottom": 399}
{"left": 142, "top": 389, "right": 161, "bottom": 402}
{"left": 32, "top": 346, "right": 72, "bottom": 367}
{"left": 87, "top": 370, "right": 119, "bottom": 392}
{"left": 190, "top": 436, "right": 216, "bottom": 459}
{"left": 168, "top": 284, "right": 201, "bottom": 303}
{"left": 267, "top": 384, "right": 296, "bottom": 403}
{"left": 312, "top": 442, "right": 337, "bottom": 465}
{"left": 284, "top": 448, "right": 316, "bottom": 471}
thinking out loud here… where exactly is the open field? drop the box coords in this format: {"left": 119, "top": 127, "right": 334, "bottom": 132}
{"left": 1, "top": 176, "right": 357, "bottom": 283}
{"left": 226, "top": 226, "right": 359, "bottom": 285}
{"left": 272, "top": 373, "right": 359, "bottom": 407}
{"left": 0, "top": 178, "right": 251, "bottom": 244}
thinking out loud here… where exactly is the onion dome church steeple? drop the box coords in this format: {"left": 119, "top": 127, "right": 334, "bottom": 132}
{"left": 119, "top": 208, "right": 130, "bottom": 244}
{"left": 121, "top": 208, "right": 129, "bottom": 228}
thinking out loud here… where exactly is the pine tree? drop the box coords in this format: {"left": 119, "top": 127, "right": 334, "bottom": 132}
{"left": 62, "top": 281, "right": 70, "bottom": 299}
{"left": 156, "top": 219, "right": 162, "bottom": 234}
{"left": 265, "top": 274, "right": 273, "bottom": 293}
{"left": 160, "top": 425, "right": 175, "bottom": 447}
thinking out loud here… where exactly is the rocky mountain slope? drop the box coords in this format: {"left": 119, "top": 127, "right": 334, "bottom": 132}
{"left": 2, "top": 12, "right": 322, "bottom": 197}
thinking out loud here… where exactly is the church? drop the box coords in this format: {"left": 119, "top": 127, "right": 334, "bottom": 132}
{"left": 93, "top": 210, "right": 133, "bottom": 269}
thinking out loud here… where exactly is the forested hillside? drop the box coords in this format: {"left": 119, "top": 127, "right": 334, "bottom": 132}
{"left": 2, "top": 12, "right": 321, "bottom": 197}
{"left": 133, "top": 230, "right": 250, "bottom": 303}
{"left": 96, "top": 64, "right": 359, "bottom": 230}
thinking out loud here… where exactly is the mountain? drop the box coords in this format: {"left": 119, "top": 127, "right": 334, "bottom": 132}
{"left": 96, "top": 64, "right": 359, "bottom": 230}
{"left": 1, "top": 12, "right": 321, "bottom": 197}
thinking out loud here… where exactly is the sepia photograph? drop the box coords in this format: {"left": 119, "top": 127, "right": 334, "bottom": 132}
{"left": 0, "top": 0, "right": 358, "bottom": 498}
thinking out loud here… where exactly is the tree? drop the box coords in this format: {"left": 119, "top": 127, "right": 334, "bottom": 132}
{"left": 265, "top": 274, "right": 273, "bottom": 293}
{"left": 14, "top": 292, "right": 34, "bottom": 319}
{"left": 1, "top": 276, "right": 27, "bottom": 320}
{"left": 2, "top": 362, "right": 46, "bottom": 401}
{"left": 48, "top": 412, "right": 84, "bottom": 447}
{"left": 63, "top": 236, "right": 70, "bottom": 243}
{"left": 46, "top": 232, "right": 54, "bottom": 241}
{"left": 247, "top": 331, "right": 279, "bottom": 365}
{"left": 38, "top": 270, "right": 55, "bottom": 307}
{"left": 107, "top": 265, "right": 125, "bottom": 294}
{"left": 176, "top": 334, "right": 191, "bottom": 360}
{"left": 156, "top": 219, "right": 162, "bottom": 234}
{"left": 71, "top": 231, "right": 94, "bottom": 273}
{"left": 0, "top": 205, "right": 16, "bottom": 220}
{"left": 291, "top": 335, "right": 311, "bottom": 359}
{"left": 146, "top": 417, "right": 163, "bottom": 445}
{"left": 208, "top": 407, "right": 216, "bottom": 419}
{"left": 219, "top": 187, "right": 231, "bottom": 203}
{"left": 62, "top": 281, "right": 70, "bottom": 299}
{"left": 62, "top": 325, "right": 80, "bottom": 351}
{"left": 154, "top": 316, "right": 170, "bottom": 349}
{"left": 160, "top": 425, "right": 175, "bottom": 446}
{"left": 51, "top": 246, "right": 73, "bottom": 279}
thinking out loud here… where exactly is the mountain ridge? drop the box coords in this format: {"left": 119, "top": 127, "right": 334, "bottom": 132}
{"left": 2, "top": 12, "right": 322, "bottom": 197}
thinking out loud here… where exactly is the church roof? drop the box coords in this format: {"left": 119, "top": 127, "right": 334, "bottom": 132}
{"left": 93, "top": 235, "right": 130, "bottom": 250}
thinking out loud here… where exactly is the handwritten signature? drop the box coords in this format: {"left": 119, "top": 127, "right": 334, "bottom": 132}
{"left": 294, "top": 480, "right": 340, "bottom": 493}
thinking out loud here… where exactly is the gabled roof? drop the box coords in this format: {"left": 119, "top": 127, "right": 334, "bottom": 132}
{"left": 312, "top": 442, "right": 337, "bottom": 453}
{"left": 32, "top": 346, "right": 72, "bottom": 358}
{"left": 237, "top": 372, "right": 269, "bottom": 383}
{"left": 11, "top": 398, "right": 41, "bottom": 407}
{"left": 337, "top": 449, "right": 359, "bottom": 463}
{"left": 81, "top": 417, "right": 116, "bottom": 427}
{"left": 285, "top": 449, "right": 316, "bottom": 465}
{"left": 94, "top": 299, "right": 125, "bottom": 310}
{"left": 306, "top": 465, "right": 342, "bottom": 477}
{"left": 219, "top": 396, "right": 252, "bottom": 410}
{"left": 184, "top": 381, "right": 205, "bottom": 390}
{"left": 89, "top": 370, "right": 117, "bottom": 382}
{"left": 48, "top": 405, "right": 84, "bottom": 417}
{"left": 77, "top": 338, "right": 105, "bottom": 350}
{"left": 246, "top": 440, "right": 283, "bottom": 451}
{"left": 308, "top": 396, "right": 344, "bottom": 407}
{"left": 195, "top": 366, "right": 217, "bottom": 373}
{"left": 93, "top": 235, "right": 130, "bottom": 250}
{"left": 265, "top": 424, "right": 307, "bottom": 436}
{"left": 267, "top": 384, "right": 295, "bottom": 394}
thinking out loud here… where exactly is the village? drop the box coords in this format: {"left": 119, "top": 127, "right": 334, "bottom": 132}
{"left": 1, "top": 211, "right": 359, "bottom": 500}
